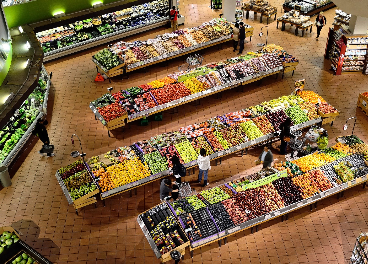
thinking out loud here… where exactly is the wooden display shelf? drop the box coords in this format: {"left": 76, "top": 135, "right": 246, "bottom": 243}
{"left": 105, "top": 113, "right": 128, "bottom": 130}
{"left": 317, "top": 109, "right": 339, "bottom": 118}
{"left": 357, "top": 93, "right": 368, "bottom": 116}
{"left": 243, "top": 8, "right": 277, "bottom": 24}
{"left": 161, "top": 240, "right": 189, "bottom": 262}
{"left": 277, "top": 19, "right": 313, "bottom": 37}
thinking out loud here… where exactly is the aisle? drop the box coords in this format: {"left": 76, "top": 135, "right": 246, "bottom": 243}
{"left": 1, "top": 0, "right": 368, "bottom": 263}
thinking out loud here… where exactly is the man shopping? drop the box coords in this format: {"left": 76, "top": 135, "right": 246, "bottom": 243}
{"left": 238, "top": 22, "right": 246, "bottom": 55}
{"left": 170, "top": 6, "right": 178, "bottom": 32}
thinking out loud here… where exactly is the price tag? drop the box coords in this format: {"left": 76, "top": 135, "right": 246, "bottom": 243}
{"left": 297, "top": 202, "right": 304, "bottom": 207}
{"left": 274, "top": 211, "right": 280, "bottom": 216}
{"left": 264, "top": 214, "right": 271, "bottom": 220}
{"left": 218, "top": 151, "right": 224, "bottom": 156}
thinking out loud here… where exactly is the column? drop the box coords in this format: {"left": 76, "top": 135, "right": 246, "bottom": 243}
{"left": 349, "top": 15, "right": 368, "bottom": 34}
{"left": 223, "top": 0, "right": 237, "bottom": 22}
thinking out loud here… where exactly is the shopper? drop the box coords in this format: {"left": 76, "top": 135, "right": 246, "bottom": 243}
{"left": 238, "top": 22, "right": 246, "bottom": 55}
{"left": 257, "top": 145, "right": 274, "bottom": 168}
{"left": 317, "top": 130, "right": 329, "bottom": 150}
{"left": 279, "top": 117, "right": 293, "bottom": 155}
{"left": 33, "top": 119, "right": 54, "bottom": 157}
{"left": 197, "top": 148, "right": 211, "bottom": 187}
{"left": 170, "top": 6, "right": 179, "bottom": 32}
{"left": 315, "top": 12, "right": 327, "bottom": 40}
{"left": 172, "top": 155, "right": 186, "bottom": 184}
{"left": 160, "top": 178, "right": 172, "bottom": 201}
{"left": 233, "top": 23, "right": 239, "bottom": 52}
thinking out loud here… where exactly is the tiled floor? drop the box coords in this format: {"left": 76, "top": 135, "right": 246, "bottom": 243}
{"left": 2, "top": 0, "right": 368, "bottom": 263}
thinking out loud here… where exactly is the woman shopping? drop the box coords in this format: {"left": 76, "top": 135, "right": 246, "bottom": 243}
{"left": 197, "top": 148, "right": 211, "bottom": 187}
{"left": 315, "top": 12, "right": 327, "bottom": 40}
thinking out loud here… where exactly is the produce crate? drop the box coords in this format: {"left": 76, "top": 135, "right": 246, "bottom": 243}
{"left": 357, "top": 93, "right": 368, "bottom": 116}
{"left": 0, "top": 226, "right": 19, "bottom": 237}
{"left": 317, "top": 109, "right": 339, "bottom": 118}
{"left": 105, "top": 113, "right": 128, "bottom": 130}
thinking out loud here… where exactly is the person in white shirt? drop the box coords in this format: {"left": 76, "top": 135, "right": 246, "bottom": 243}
{"left": 257, "top": 145, "right": 274, "bottom": 169}
{"left": 197, "top": 148, "right": 211, "bottom": 187}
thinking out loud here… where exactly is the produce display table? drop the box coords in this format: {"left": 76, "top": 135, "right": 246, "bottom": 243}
{"left": 0, "top": 66, "right": 51, "bottom": 168}
{"left": 91, "top": 19, "right": 254, "bottom": 78}
{"left": 277, "top": 16, "right": 313, "bottom": 37}
{"left": 57, "top": 84, "right": 340, "bottom": 209}
{"left": 91, "top": 46, "right": 298, "bottom": 135}
{"left": 0, "top": 226, "right": 52, "bottom": 264}
{"left": 282, "top": 0, "right": 336, "bottom": 17}
{"left": 138, "top": 136, "right": 368, "bottom": 261}
{"left": 243, "top": 9, "right": 277, "bottom": 24}
{"left": 357, "top": 93, "right": 368, "bottom": 116}
{"left": 55, "top": 161, "right": 100, "bottom": 213}
{"left": 242, "top": 0, "right": 278, "bottom": 24}
{"left": 351, "top": 232, "right": 368, "bottom": 263}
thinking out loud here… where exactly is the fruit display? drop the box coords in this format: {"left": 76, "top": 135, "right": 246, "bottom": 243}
{"left": 38, "top": 0, "right": 170, "bottom": 55}
{"left": 318, "top": 102, "right": 338, "bottom": 115}
{"left": 179, "top": 213, "right": 203, "bottom": 241}
{"left": 9, "top": 252, "right": 36, "bottom": 264}
{"left": 299, "top": 101, "right": 320, "bottom": 120}
{"left": 0, "top": 71, "right": 50, "bottom": 163}
{"left": 333, "top": 161, "right": 355, "bottom": 183}
{"left": 58, "top": 160, "right": 85, "bottom": 180}
{"left": 143, "top": 151, "right": 168, "bottom": 174}
{"left": 92, "top": 93, "right": 115, "bottom": 108}
{"left": 175, "top": 140, "right": 198, "bottom": 163}
{"left": 213, "top": 131, "right": 230, "bottom": 149}
{"left": 272, "top": 177, "right": 303, "bottom": 205}
{"left": 186, "top": 195, "right": 207, "bottom": 210}
{"left": 207, "top": 203, "right": 235, "bottom": 231}
{"left": 97, "top": 102, "right": 126, "bottom": 122}
{"left": 216, "top": 110, "right": 252, "bottom": 127}
{"left": 229, "top": 177, "right": 250, "bottom": 192}
{"left": 149, "top": 132, "right": 187, "bottom": 149}
{"left": 252, "top": 115, "right": 275, "bottom": 135}
{"left": 323, "top": 148, "right": 347, "bottom": 160}
{"left": 266, "top": 110, "right": 290, "bottom": 131}
{"left": 239, "top": 121, "right": 264, "bottom": 140}
{"left": 261, "top": 183, "right": 285, "bottom": 210}
{"left": 190, "top": 136, "right": 214, "bottom": 155}
{"left": 203, "top": 131, "right": 225, "bottom": 152}
{"left": 340, "top": 135, "right": 364, "bottom": 146}
{"left": 219, "top": 185, "right": 236, "bottom": 197}
{"left": 222, "top": 198, "right": 249, "bottom": 225}
{"left": 332, "top": 142, "right": 353, "bottom": 154}
{"left": 190, "top": 209, "right": 219, "bottom": 239}
{"left": 158, "top": 145, "right": 184, "bottom": 168}
{"left": 94, "top": 167, "right": 116, "bottom": 192}
{"left": 220, "top": 125, "right": 248, "bottom": 147}
{"left": 233, "top": 189, "right": 272, "bottom": 219}
{"left": 298, "top": 90, "right": 326, "bottom": 104}
{"left": 0, "top": 231, "right": 19, "bottom": 255}
{"left": 93, "top": 49, "right": 120, "bottom": 71}
{"left": 291, "top": 153, "right": 335, "bottom": 172}
{"left": 199, "top": 187, "right": 230, "bottom": 204}
{"left": 291, "top": 174, "right": 319, "bottom": 198}
{"left": 308, "top": 169, "right": 333, "bottom": 191}
{"left": 171, "top": 199, "right": 195, "bottom": 215}
{"left": 285, "top": 105, "right": 309, "bottom": 125}
{"left": 135, "top": 140, "right": 156, "bottom": 155}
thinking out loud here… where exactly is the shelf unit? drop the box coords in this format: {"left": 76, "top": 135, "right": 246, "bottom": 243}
{"left": 350, "top": 233, "right": 368, "bottom": 264}
{"left": 332, "top": 9, "right": 350, "bottom": 31}
{"left": 282, "top": 0, "right": 335, "bottom": 16}
{"left": 325, "top": 28, "right": 368, "bottom": 75}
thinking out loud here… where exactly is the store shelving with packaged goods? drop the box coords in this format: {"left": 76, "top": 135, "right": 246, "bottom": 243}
{"left": 350, "top": 232, "right": 368, "bottom": 264}
{"left": 0, "top": 226, "right": 52, "bottom": 264}
{"left": 282, "top": 0, "right": 335, "bottom": 16}
{"left": 91, "top": 19, "right": 254, "bottom": 78}
{"left": 56, "top": 80, "right": 343, "bottom": 212}
{"left": 35, "top": 0, "right": 170, "bottom": 62}
{"left": 139, "top": 135, "right": 368, "bottom": 261}
{"left": 0, "top": 66, "right": 51, "bottom": 168}
{"left": 325, "top": 28, "right": 368, "bottom": 75}
{"left": 332, "top": 9, "right": 351, "bottom": 31}
{"left": 90, "top": 44, "right": 298, "bottom": 135}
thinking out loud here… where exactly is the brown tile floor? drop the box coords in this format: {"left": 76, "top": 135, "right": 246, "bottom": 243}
{"left": 2, "top": 0, "right": 368, "bottom": 263}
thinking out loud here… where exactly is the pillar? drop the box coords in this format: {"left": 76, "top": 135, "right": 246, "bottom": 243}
{"left": 223, "top": 0, "right": 237, "bottom": 22}
{"left": 349, "top": 15, "right": 368, "bottom": 34}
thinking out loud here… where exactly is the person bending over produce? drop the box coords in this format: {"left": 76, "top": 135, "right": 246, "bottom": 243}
{"left": 317, "top": 130, "right": 329, "bottom": 150}
{"left": 279, "top": 117, "right": 293, "bottom": 155}
{"left": 160, "top": 178, "right": 178, "bottom": 201}
{"left": 172, "top": 155, "right": 186, "bottom": 184}
{"left": 257, "top": 145, "right": 274, "bottom": 168}
{"left": 33, "top": 119, "right": 55, "bottom": 157}
{"left": 197, "top": 148, "right": 211, "bottom": 187}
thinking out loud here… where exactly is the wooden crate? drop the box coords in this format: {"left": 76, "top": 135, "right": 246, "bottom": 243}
{"left": 0, "top": 226, "right": 19, "bottom": 237}
{"left": 317, "top": 109, "right": 339, "bottom": 118}
{"left": 357, "top": 93, "right": 368, "bottom": 116}
{"left": 322, "top": 116, "right": 337, "bottom": 125}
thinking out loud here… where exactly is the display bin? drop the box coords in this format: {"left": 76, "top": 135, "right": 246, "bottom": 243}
{"left": 0, "top": 226, "right": 20, "bottom": 237}
{"left": 357, "top": 93, "right": 368, "bottom": 116}
{"left": 317, "top": 109, "right": 340, "bottom": 118}
{"left": 105, "top": 113, "right": 128, "bottom": 130}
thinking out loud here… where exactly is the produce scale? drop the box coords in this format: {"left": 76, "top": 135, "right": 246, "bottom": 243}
{"left": 138, "top": 135, "right": 368, "bottom": 262}
{"left": 91, "top": 19, "right": 254, "bottom": 78}
{"left": 0, "top": 66, "right": 51, "bottom": 168}
{"left": 56, "top": 83, "right": 341, "bottom": 213}
{"left": 90, "top": 44, "right": 299, "bottom": 136}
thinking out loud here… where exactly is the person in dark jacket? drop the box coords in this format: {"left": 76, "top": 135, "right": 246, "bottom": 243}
{"left": 33, "top": 119, "right": 54, "bottom": 157}
{"left": 257, "top": 145, "right": 274, "bottom": 168}
{"left": 160, "top": 178, "right": 172, "bottom": 201}
{"left": 315, "top": 12, "right": 327, "bottom": 40}
{"left": 279, "top": 117, "right": 293, "bottom": 155}
{"left": 172, "top": 155, "right": 186, "bottom": 184}
{"left": 238, "top": 22, "right": 246, "bottom": 55}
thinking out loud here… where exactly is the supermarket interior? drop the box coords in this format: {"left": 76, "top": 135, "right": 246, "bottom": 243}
{"left": 1, "top": 0, "right": 368, "bottom": 263}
